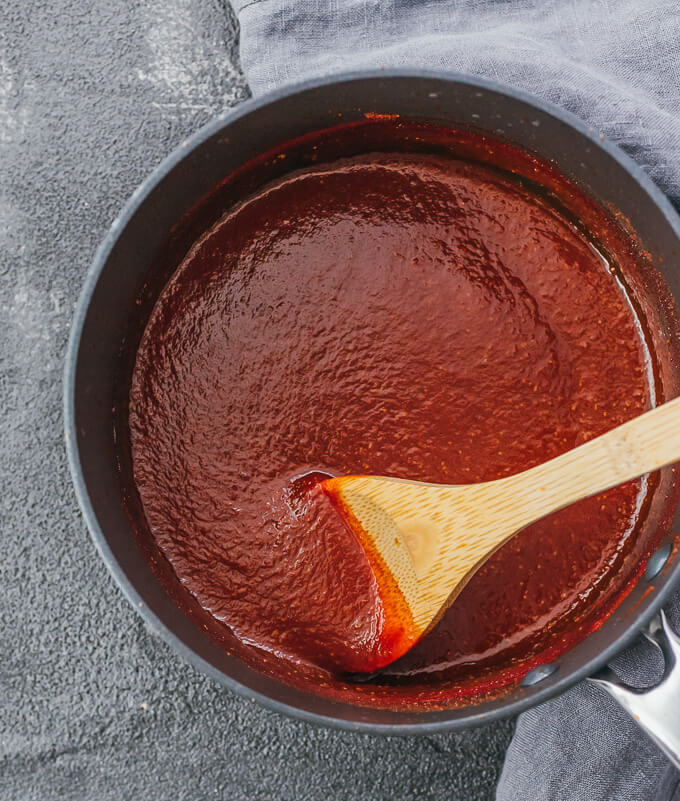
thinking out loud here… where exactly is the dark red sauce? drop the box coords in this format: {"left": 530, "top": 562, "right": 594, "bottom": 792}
{"left": 127, "top": 121, "right": 680, "bottom": 708}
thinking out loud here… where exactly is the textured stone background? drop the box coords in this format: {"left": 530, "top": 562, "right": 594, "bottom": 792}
{"left": 0, "top": 1, "right": 514, "bottom": 798}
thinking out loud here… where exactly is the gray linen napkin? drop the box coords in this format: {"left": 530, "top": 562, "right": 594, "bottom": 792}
{"left": 231, "top": 1, "right": 680, "bottom": 799}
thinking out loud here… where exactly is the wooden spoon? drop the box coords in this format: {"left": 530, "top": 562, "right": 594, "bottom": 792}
{"left": 322, "top": 396, "right": 680, "bottom": 671}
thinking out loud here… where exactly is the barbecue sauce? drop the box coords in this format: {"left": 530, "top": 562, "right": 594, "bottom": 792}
{"left": 127, "top": 122, "right": 680, "bottom": 708}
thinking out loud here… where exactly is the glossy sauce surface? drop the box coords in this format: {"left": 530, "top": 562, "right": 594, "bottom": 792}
{"left": 128, "top": 129, "right": 678, "bottom": 707}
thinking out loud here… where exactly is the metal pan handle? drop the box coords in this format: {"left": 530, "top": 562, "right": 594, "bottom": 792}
{"left": 588, "top": 610, "right": 680, "bottom": 769}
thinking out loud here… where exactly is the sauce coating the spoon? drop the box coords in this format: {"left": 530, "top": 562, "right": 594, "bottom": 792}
{"left": 127, "top": 123, "right": 680, "bottom": 707}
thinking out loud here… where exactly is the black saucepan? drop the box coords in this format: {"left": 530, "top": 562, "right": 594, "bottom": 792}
{"left": 64, "top": 72, "right": 680, "bottom": 754}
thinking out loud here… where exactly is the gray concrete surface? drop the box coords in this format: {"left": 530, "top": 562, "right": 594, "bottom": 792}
{"left": 0, "top": 1, "right": 514, "bottom": 798}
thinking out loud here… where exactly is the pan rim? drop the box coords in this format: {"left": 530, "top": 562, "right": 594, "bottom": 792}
{"left": 64, "top": 68, "right": 680, "bottom": 734}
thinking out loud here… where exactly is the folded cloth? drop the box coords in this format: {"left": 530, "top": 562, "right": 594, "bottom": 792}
{"left": 231, "top": 1, "right": 680, "bottom": 798}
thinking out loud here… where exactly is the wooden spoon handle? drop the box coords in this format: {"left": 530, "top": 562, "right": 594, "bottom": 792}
{"left": 499, "top": 396, "right": 680, "bottom": 530}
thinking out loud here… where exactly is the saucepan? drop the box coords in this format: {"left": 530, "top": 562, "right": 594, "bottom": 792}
{"left": 64, "top": 72, "right": 680, "bottom": 762}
